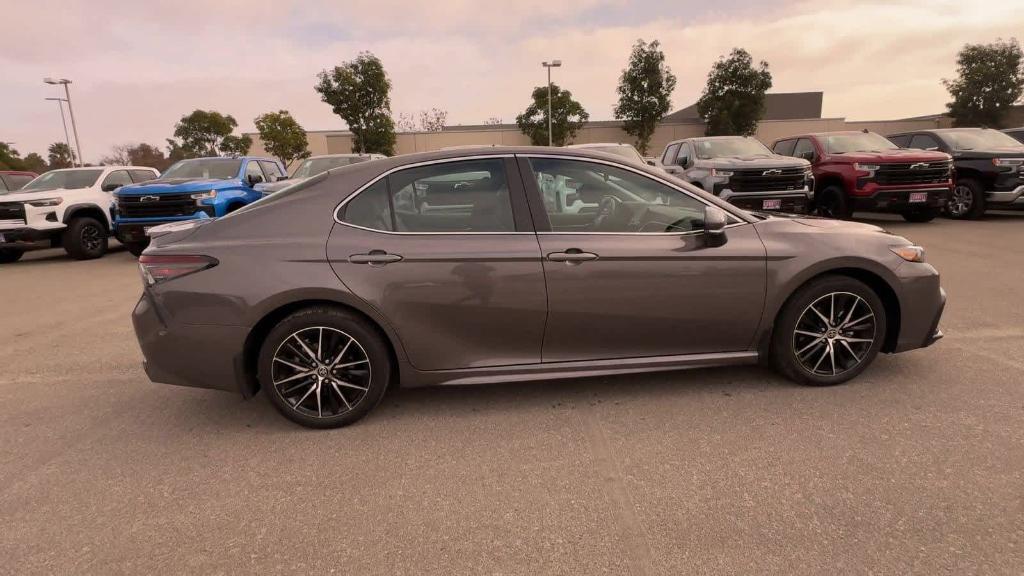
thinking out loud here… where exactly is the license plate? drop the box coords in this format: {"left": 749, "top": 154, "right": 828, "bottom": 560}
{"left": 762, "top": 199, "right": 782, "bottom": 210}
{"left": 909, "top": 192, "right": 928, "bottom": 203}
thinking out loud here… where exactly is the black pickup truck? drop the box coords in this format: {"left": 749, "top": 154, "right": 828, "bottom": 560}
{"left": 888, "top": 128, "right": 1024, "bottom": 219}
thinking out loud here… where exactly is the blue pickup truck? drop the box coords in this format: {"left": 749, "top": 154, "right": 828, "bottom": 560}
{"left": 113, "top": 156, "right": 286, "bottom": 255}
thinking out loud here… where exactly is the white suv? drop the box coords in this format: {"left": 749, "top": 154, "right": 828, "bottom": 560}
{"left": 0, "top": 166, "right": 159, "bottom": 263}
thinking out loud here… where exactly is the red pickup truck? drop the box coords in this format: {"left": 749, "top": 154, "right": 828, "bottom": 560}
{"left": 771, "top": 131, "right": 953, "bottom": 222}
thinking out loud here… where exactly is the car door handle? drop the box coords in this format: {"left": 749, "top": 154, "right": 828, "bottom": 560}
{"left": 546, "top": 250, "right": 599, "bottom": 263}
{"left": 349, "top": 251, "right": 403, "bottom": 265}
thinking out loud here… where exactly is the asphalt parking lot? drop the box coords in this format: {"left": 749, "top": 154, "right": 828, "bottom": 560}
{"left": 2, "top": 214, "right": 1022, "bottom": 575}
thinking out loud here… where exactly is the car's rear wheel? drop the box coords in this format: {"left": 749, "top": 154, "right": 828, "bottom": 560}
{"left": 63, "top": 217, "right": 108, "bottom": 260}
{"left": 815, "top": 185, "right": 852, "bottom": 219}
{"left": 900, "top": 206, "right": 938, "bottom": 222}
{"left": 947, "top": 179, "right": 985, "bottom": 219}
{"left": 124, "top": 240, "right": 149, "bottom": 257}
{"left": 771, "top": 275, "right": 887, "bottom": 386}
{"left": 0, "top": 248, "right": 24, "bottom": 263}
{"left": 258, "top": 306, "right": 392, "bottom": 428}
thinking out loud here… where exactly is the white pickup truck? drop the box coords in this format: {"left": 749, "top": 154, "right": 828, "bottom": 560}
{"left": 0, "top": 166, "right": 159, "bottom": 263}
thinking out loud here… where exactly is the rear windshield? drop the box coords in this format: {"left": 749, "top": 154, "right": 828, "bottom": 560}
{"left": 939, "top": 129, "right": 1024, "bottom": 151}
{"left": 695, "top": 138, "right": 771, "bottom": 159}
{"left": 824, "top": 133, "right": 899, "bottom": 154}
{"left": 160, "top": 158, "right": 242, "bottom": 180}
{"left": 21, "top": 169, "right": 103, "bottom": 192}
{"left": 292, "top": 156, "right": 371, "bottom": 179}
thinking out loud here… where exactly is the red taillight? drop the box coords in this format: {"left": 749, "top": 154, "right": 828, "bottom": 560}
{"left": 138, "top": 254, "right": 218, "bottom": 286}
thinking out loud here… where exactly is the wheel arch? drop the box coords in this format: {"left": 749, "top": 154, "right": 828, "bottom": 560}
{"left": 240, "top": 296, "right": 405, "bottom": 398}
{"left": 62, "top": 204, "right": 111, "bottom": 232}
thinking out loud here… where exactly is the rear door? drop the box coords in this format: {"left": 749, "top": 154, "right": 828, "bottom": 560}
{"left": 326, "top": 156, "right": 547, "bottom": 371}
{"left": 519, "top": 154, "right": 767, "bottom": 363}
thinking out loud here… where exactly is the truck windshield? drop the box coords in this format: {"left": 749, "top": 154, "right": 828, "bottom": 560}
{"left": 292, "top": 156, "right": 368, "bottom": 179}
{"left": 160, "top": 159, "right": 242, "bottom": 180}
{"left": 825, "top": 133, "right": 899, "bottom": 154}
{"left": 21, "top": 169, "right": 103, "bottom": 192}
{"left": 695, "top": 138, "right": 771, "bottom": 159}
{"left": 939, "top": 129, "right": 1024, "bottom": 151}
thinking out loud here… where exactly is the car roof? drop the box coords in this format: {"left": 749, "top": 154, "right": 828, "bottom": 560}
{"left": 306, "top": 153, "right": 381, "bottom": 159}
{"left": 566, "top": 142, "right": 634, "bottom": 148}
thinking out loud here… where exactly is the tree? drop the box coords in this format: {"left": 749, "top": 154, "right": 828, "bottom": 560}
{"left": 22, "top": 153, "right": 48, "bottom": 173}
{"left": 944, "top": 38, "right": 1024, "bottom": 128}
{"left": 395, "top": 108, "right": 449, "bottom": 132}
{"left": 0, "top": 142, "right": 26, "bottom": 170}
{"left": 315, "top": 52, "right": 397, "bottom": 155}
{"left": 101, "top": 144, "right": 132, "bottom": 166}
{"left": 170, "top": 110, "right": 249, "bottom": 157}
{"left": 484, "top": 117, "right": 503, "bottom": 126}
{"left": 515, "top": 83, "right": 589, "bottom": 146}
{"left": 614, "top": 39, "right": 677, "bottom": 154}
{"left": 253, "top": 110, "right": 309, "bottom": 168}
{"left": 48, "top": 142, "right": 76, "bottom": 168}
{"left": 127, "top": 143, "right": 172, "bottom": 171}
{"left": 695, "top": 48, "right": 773, "bottom": 136}
{"left": 395, "top": 112, "right": 417, "bottom": 132}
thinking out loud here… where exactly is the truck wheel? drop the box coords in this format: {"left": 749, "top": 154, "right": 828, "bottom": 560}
{"left": 0, "top": 248, "right": 24, "bottom": 263}
{"left": 124, "top": 240, "right": 149, "bottom": 257}
{"left": 901, "top": 207, "right": 938, "bottom": 222}
{"left": 947, "top": 179, "right": 985, "bottom": 219}
{"left": 62, "top": 217, "right": 108, "bottom": 260}
{"left": 816, "top": 185, "right": 852, "bottom": 220}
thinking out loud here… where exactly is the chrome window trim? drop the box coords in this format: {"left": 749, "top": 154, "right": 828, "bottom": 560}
{"left": 331, "top": 152, "right": 753, "bottom": 236}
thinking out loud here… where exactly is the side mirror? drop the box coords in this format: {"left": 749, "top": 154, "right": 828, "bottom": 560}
{"left": 645, "top": 159, "right": 657, "bottom": 166}
{"left": 677, "top": 156, "right": 690, "bottom": 168}
{"left": 798, "top": 151, "right": 815, "bottom": 162}
{"left": 246, "top": 174, "right": 264, "bottom": 187}
{"left": 703, "top": 206, "right": 728, "bottom": 247}
{"left": 101, "top": 183, "right": 121, "bottom": 192}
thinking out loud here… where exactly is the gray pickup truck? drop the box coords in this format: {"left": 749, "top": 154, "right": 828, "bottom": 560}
{"left": 659, "top": 136, "right": 814, "bottom": 213}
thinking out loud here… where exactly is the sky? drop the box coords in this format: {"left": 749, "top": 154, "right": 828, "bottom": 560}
{"left": 3, "top": 0, "right": 1023, "bottom": 164}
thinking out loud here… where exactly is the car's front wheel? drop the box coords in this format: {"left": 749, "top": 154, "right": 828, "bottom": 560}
{"left": 771, "top": 275, "right": 887, "bottom": 386}
{"left": 258, "top": 306, "right": 392, "bottom": 428}
{"left": 815, "top": 185, "right": 852, "bottom": 219}
{"left": 947, "top": 179, "right": 985, "bottom": 219}
{"left": 63, "top": 216, "right": 108, "bottom": 260}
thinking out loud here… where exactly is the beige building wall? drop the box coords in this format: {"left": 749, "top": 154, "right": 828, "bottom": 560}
{"left": 246, "top": 115, "right": 962, "bottom": 168}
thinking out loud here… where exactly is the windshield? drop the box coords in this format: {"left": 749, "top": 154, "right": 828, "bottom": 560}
{"left": 292, "top": 156, "right": 368, "bottom": 179}
{"left": 587, "top": 145, "right": 644, "bottom": 163}
{"left": 21, "top": 169, "right": 103, "bottom": 192}
{"left": 939, "top": 129, "right": 1024, "bottom": 151}
{"left": 695, "top": 138, "right": 771, "bottom": 159}
{"left": 825, "top": 133, "right": 899, "bottom": 154}
{"left": 159, "top": 158, "right": 242, "bottom": 180}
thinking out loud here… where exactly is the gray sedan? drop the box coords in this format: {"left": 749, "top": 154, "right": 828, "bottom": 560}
{"left": 133, "top": 147, "right": 946, "bottom": 428}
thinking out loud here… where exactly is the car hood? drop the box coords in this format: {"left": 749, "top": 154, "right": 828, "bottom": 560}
{"left": 255, "top": 177, "right": 305, "bottom": 194}
{"left": 116, "top": 178, "right": 242, "bottom": 195}
{"left": 825, "top": 149, "right": 950, "bottom": 163}
{"left": 0, "top": 187, "right": 94, "bottom": 203}
{"left": 951, "top": 147, "right": 1024, "bottom": 160}
{"left": 702, "top": 155, "right": 810, "bottom": 169}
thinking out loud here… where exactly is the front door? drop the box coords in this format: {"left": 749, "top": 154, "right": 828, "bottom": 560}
{"left": 520, "top": 155, "right": 767, "bottom": 363}
{"left": 327, "top": 157, "right": 547, "bottom": 371}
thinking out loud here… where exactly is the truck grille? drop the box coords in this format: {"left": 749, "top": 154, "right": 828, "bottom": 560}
{"left": 0, "top": 202, "right": 26, "bottom": 226}
{"left": 874, "top": 161, "right": 952, "bottom": 185}
{"left": 728, "top": 167, "right": 807, "bottom": 193}
{"left": 117, "top": 193, "right": 197, "bottom": 218}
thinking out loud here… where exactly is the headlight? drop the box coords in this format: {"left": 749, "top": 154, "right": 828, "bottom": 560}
{"left": 27, "top": 198, "right": 63, "bottom": 207}
{"left": 854, "top": 163, "right": 880, "bottom": 172}
{"left": 890, "top": 245, "right": 925, "bottom": 263}
{"left": 190, "top": 190, "right": 217, "bottom": 200}
{"left": 709, "top": 169, "right": 733, "bottom": 178}
{"left": 992, "top": 158, "right": 1024, "bottom": 168}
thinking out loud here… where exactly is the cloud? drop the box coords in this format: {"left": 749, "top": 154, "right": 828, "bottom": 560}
{"left": 2, "top": 0, "right": 1022, "bottom": 162}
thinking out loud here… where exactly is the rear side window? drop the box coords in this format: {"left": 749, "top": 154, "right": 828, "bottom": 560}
{"left": 772, "top": 140, "right": 796, "bottom": 156}
{"left": 130, "top": 170, "right": 157, "bottom": 183}
{"left": 661, "top": 143, "right": 681, "bottom": 164}
{"left": 342, "top": 180, "right": 393, "bottom": 232}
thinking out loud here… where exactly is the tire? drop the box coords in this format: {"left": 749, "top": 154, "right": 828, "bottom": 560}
{"left": 62, "top": 217, "right": 108, "bottom": 260}
{"left": 771, "top": 275, "right": 887, "bottom": 386}
{"left": 946, "top": 179, "right": 985, "bottom": 219}
{"left": 0, "top": 248, "right": 24, "bottom": 263}
{"left": 900, "top": 207, "right": 938, "bottom": 222}
{"left": 258, "top": 306, "right": 392, "bottom": 429}
{"left": 815, "top": 185, "right": 852, "bottom": 220}
{"left": 124, "top": 240, "right": 149, "bottom": 257}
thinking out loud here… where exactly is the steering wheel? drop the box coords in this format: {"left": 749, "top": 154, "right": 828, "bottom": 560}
{"left": 591, "top": 195, "right": 623, "bottom": 231}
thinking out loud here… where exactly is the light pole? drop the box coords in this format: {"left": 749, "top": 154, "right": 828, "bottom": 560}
{"left": 45, "top": 97, "right": 74, "bottom": 166}
{"left": 44, "top": 78, "right": 82, "bottom": 166}
{"left": 541, "top": 60, "right": 562, "bottom": 147}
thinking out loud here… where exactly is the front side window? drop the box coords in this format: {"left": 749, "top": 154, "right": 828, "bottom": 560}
{"left": 909, "top": 134, "right": 941, "bottom": 150}
{"left": 21, "top": 169, "right": 103, "bottom": 191}
{"left": 244, "top": 161, "right": 265, "bottom": 184}
{"left": 340, "top": 158, "right": 515, "bottom": 233}
{"left": 160, "top": 158, "right": 242, "bottom": 180}
{"left": 102, "top": 170, "right": 133, "bottom": 190}
{"left": 662, "top": 143, "right": 681, "bottom": 165}
{"left": 260, "top": 161, "right": 284, "bottom": 180}
{"left": 792, "top": 138, "right": 816, "bottom": 160}
{"left": 773, "top": 139, "right": 796, "bottom": 156}
{"left": 528, "top": 157, "right": 709, "bottom": 233}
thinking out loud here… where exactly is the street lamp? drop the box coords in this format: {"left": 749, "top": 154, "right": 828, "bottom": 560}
{"left": 44, "top": 78, "right": 82, "bottom": 166}
{"left": 44, "top": 97, "right": 74, "bottom": 166}
{"left": 541, "top": 60, "right": 562, "bottom": 147}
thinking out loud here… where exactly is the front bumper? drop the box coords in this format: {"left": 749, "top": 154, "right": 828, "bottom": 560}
{"left": 892, "top": 263, "right": 946, "bottom": 353}
{"left": 852, "top": 186, "right": 950, "bottom": 212}
{"left": 986, "top": 184, "right": 1024, "bottom": 205}
{"left": 133, "top": 291, "right": 249, "bottom": 394}
{"left": 115, "top": 212, "right": 213, "bottom": 242}
{"left": 721, "top": 192, "right": 812, "bottom": 214}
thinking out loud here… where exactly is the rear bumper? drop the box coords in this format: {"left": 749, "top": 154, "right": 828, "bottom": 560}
{"left": 852, "top": 186, "right": 949, "bottom": 212}
{"left": 133, "top": 291, "right": 248, "bottom": 394}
